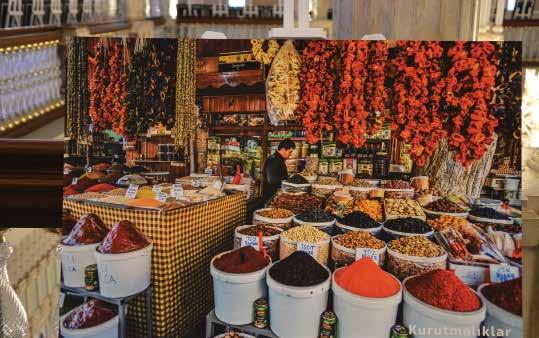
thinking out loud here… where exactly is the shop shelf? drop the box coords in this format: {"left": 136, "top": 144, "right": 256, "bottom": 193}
{"left": 205, "top": 309, "right": 278, "bottom": 338}
{"left": 61, "top": 284, "right": 153, "bottom": 338}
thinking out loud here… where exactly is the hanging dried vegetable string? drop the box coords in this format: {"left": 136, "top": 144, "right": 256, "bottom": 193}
{"left": 444, "top": 41, "right": 499, "bottom": 166}
{"left": 142, "top": 39, "right": 177, "bottom": 131}
{"left": 106, "top": 39, "right": 129, "bottom": 135}
{"left": 174, "top": 38, "right": 196, "bottom": 149}
{"left": 298, "top": 40, "right": 339, "bottom": 144}
{"left": 126, "top": 38, "right": 145, "bottom": 138}
{"left": 251, "top": 39, "right": 280, "bottom": 65}
{"left": 390, "top": 41, "right": 447, "bottom": 167}
{"left": 365, "top": 41, "right": 389, "bottom": 135}
{"left": 66, "top": 37, "right": 90, "bottom": 141}
{"left": 88, "top": 38, "right": 111, "bottom": 130}
{"left": 334, "top": 40, "right": 369, "bottom": 148}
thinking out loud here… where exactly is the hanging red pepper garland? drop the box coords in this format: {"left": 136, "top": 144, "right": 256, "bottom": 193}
{"left": 390, "top": 41, "right": 448, "bottom": 167}
{"left": 365, "top": 41, "right": 389, "bottom": 136}
{"left": 88, "top": 39, "right": 111, "bottom": 131}
{"left": 298, "top": 40, "right": 339, "bottom": 144}
{"left": 108, "top": 41, "right": 129, "bottom": 136}
{"left": 445, "top": 41, "right": 499, "bottom": 166}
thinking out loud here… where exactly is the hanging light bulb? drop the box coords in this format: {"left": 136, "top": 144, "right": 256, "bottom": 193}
{"left": 0, "top": 229, "right": 28, "bottom": 338}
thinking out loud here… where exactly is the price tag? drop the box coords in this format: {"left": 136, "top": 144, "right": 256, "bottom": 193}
{"left": 172, "top": 184, "right": 184, "bottom": 198}
{"left": 205, "top": 167, "right": 213, "bottom": 175}
{"left": 297, "top": 242, "right": 318, "bottom": 259}
{"left": 152, "top": 185, "right": 162, "bottom": 193}
{"left": 125, "top": 184, "right": 139, "bottom": 199}
{"left": 489, "top": 263, "right": 520, "bottom": 283}
{"left": 241, "top": 236, "right": 259, "bottom": 250}
{"left": 355, "top": 248, "right": 380, "bottom": 264}
{"left": 86, "top": 166, "right": 93, "bottom": 173}
{"left": 71, "top": 177, "right": 78, "bottom": 185}
{"left": 212, "top": 180, "right": 223, "bottom": 191}
{"left": 156, "top": 191, "right": 168, "bottom": 203}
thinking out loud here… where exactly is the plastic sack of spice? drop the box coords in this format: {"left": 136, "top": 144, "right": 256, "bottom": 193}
{"left": 266, "top": 40, "right": 301, "bottom": 126}
{"left": 62, "top": 211, "right": 78, "bottom": 236}
{"left": 63, "top": 214, "right": 109, "bottom": 245}
{"left": 99, "top": 220, "right": 150, "bottom": 254}
{"left": 63, "top": 299, "right": 117, "bottom": 329}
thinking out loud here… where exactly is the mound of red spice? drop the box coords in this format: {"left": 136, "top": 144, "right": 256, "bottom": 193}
{"left": 63, "top": 214, "right": 109, "bottom": 245}
{"left": 482, "top": 277, "right": 522, "bottom": 316}
{"left": 99, "top": 220, "right": 150, "bottom": 254}
{"left": 63, "top": 299, "right": 117, "bottom": 329}
{"left": 214, "top": 246, "right": 270, "bottom": 274}
{"left": 406, "top": 269, "right": 481, "bottom": 312}
{"left": 85, "top": 183, "right": 116, "bottom": 193}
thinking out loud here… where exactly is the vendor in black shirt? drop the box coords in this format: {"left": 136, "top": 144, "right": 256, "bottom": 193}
{"left": 261, "top": 139, "right": 296, "bottom": 204}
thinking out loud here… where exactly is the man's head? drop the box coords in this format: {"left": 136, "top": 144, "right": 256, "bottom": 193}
{"left": 277, "top": 139, "right": 296, "bottom": 159}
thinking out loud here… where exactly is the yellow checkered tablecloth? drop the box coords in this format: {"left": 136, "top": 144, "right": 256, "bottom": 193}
{"left": 63, "top": 194, "right": 247, "bottom": 338}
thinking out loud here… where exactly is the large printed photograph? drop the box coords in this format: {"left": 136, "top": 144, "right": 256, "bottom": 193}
{"left": 60, "top": 38, "right": 522, "bottom": 338}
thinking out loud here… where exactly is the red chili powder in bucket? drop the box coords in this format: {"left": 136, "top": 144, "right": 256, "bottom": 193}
{"left": 334, "top": 258, "right": 400, "bottom": 298}
{"left": 214, "top": 246, "right": 270, "bottom": 274}
{"left": 482, "top": 277, "right": 522, "bottom": 316}
{"left": 406, "top": 269, "right": 481, "bottom": 312}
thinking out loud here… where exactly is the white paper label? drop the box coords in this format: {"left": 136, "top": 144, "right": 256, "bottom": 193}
{"left": 152, "top": 185, "right": 162, "bottom": 193}
{"left": 297, "top": 242, "right": 318, "bottom": 258}
{"left": 213, "top": 180, "right": 223, "bottom": 190}
{"left": 172, "top": 184, "right": 184, "bottom": 198}
{"left": 450, "top": 263, "right": 486, "bottom": 286}
{"left": 86, "top": 166, "right": 92, "bottom": 173}
{"left": 125, "top": 184, "right": 139, "bottom": 199}
{"left": 71, "top": 178, "right": 78, "bottom": 185}
{"left": 355, "top": 248, "right": 380, "bottom": 264}
{"left": 205, "top": 167, "right": 213, "bottom": 175}
{"left": 490, "top": 263, "right": 520, "bottom": 283}
{"left": 156, "top": 191, "right": 168, "bottom": 202}
{"left": 241, "top": 236, "right": 259, "bottom": 250}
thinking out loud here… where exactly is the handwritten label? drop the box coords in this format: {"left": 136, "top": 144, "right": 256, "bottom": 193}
{"left": 355, "top": 248, "right": 380, "bottom": 264}
{"left": 125, "top": 184, "right": 139, "bottom": 199}
{"left": 205, "top": 167, "right": 213, "bottom": 175}
{"left": 86, "top": 166, "right": 92, "bottom": 173}
{"left": 297, "top": 242, "right": 318, "bottom": 259}
{"left": 62, "top": 254, "right": 78, "bottom": 273}
{"left": 490, "top": 263, "right": 520, "bottom": 283}
{"left": 172, "top": 184, "right": 184, "bottom": 198}
{"left": 71, "top": 178, "right": 78, "bottom": 185}
{"left": 450, "top": 263, "right": 486, "bottom": 286}
{"left": 156, "top": 191, "right": 168, "bottom": 203}
{"left": 152, "top": 185, "right": 162, "bottom": 193}
{"left": 241, "top": 236, "right": 260, "bottom": 250}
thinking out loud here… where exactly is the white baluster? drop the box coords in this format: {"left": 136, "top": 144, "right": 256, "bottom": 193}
{"left": 5, "top": 0, "right": 23, "bottom": 28}
{"left": 213, "top": 0, "right": 229, "bottom": 17}
{"left": 82, "top": 0, "right": 94, "bottom": 23}
{"left": 478, "top": 0, "right": 493, "bottom": 33}
{"left": 30, "top": 0, "right": 46, "bottom": 26}
{"left": 273, "top": 0, "right": 284, "bottom": 18}
{"left": 492, "top": 0, "right": 506, "bottom": 33}
{"left": 49, "top": 0, "right": 62, "bottom": 26}
{"left": 67, "top": 0, "right": 79, "bottom": 24}
{"left": 241, "top": 0, "right": 258, "bottom": 18}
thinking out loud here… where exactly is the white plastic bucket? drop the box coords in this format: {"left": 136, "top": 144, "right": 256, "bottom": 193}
{"left": 60, "top": 311, "right": 118, "bottom": 338}
{"left": 94, "top": 244, "right": 153, "bottom": 298}
{"left": 293, "top": 216, "right": 336, "bottom": 232}
{"left": 332, "top": 269, "right": 402, "bottom": 338}
{"left": 233, "top": 225, "right": 282, "bottom": 261}
{"left": 402, "top": 276, "right": 486, "bottom": 338}
{"left": 61, "top": 243, "right": 100, "bottom": 288}
{"left": 210, "top": 251, "right": 270, "bottom": 325}
{"left": 331, "top": 235, "right": 386, "bottom": 266}
{"left": 266, "top": 264, "right": 331, "bottom": 338}
{"left": 253, "top": 208, "right": 294, "bottom": 229}
{"left": 422, "top": 208, "right": 469, "bottom": 219}
{"left": 478, "top": 284, "right": 522, "bottom": 338}
{"left": 386, "top": 247, "right": 447, "bottom": 280}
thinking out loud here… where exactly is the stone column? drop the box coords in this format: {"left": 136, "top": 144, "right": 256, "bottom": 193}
{"left": 333, "top": 0, "right": 479, "bottom": 40}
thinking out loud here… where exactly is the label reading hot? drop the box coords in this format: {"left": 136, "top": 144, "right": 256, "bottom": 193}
{"left": 355, "top": 248, "right": 380, "bottom": 264}
{"left": 489, "top": 263, "right": 519, "bottom": 283}
{"left": 241, "top": 236, "right": 259, "bottom": 250}
{"left": 125, "top": 184, "right": 139, "bottom": 199}
{"left": 297, "top": 242, "right": 318, "bottom": 259}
